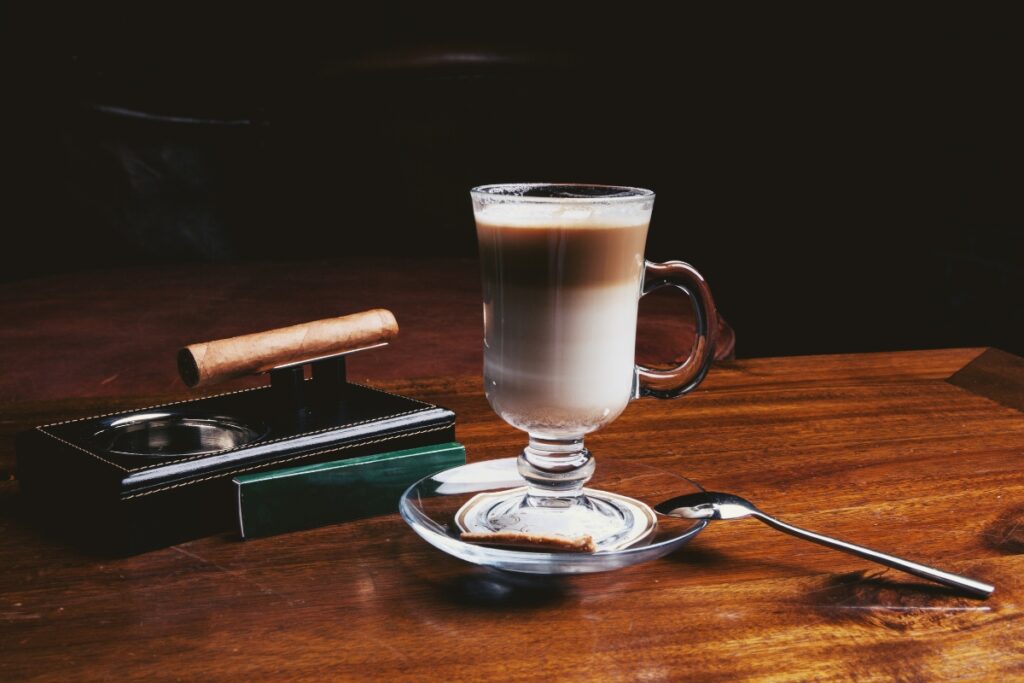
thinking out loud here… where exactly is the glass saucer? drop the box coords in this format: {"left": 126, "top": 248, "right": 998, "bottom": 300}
{"left": 399, "top": 457, "right": 707, "bottom": 574}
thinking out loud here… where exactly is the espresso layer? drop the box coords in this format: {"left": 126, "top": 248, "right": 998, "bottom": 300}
{"left": 476, "top": 221, "right": 649, "bottom": 289}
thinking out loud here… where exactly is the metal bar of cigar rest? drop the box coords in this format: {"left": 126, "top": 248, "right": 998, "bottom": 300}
{"left": 16, "top": 311, "right": 456, "bottom": 553}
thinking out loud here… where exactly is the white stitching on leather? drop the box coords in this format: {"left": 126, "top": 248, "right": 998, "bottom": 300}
{"left": 120, "top": 424, "right": 454, "bottom": 500}
{"left": 32, "top": 382, "right": 440, "bottom": 473}
{"left": 32, "top": 428, "right": 130, "bottom": 472}
{"left": 128, "top": 406, "right": 434, "bottom": 472}
{"left": 347, "top": 380, "right": 432, "bottom": 407}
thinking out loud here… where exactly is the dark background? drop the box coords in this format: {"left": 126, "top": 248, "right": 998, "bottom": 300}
{"left": 3, "top": 7, "right": 1021, "bottom": 358}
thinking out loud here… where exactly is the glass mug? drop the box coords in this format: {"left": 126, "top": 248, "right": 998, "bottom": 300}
{"left": 466, "top": 183, "right": 718, "bottom": 550}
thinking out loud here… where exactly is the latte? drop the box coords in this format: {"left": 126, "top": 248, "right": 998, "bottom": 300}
{"left": 475, "top": 202, "right": 651, "bottom": 437}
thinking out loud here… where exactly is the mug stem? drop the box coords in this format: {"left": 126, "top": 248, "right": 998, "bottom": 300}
{"left": 518, "top": 435, "right": 595, "bottom": 499}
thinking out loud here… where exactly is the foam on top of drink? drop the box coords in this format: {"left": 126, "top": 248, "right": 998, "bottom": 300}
{"left": 474, "top": 202, "right": 651, "bottom": 229}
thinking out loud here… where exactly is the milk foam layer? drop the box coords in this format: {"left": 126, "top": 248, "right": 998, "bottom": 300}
{"left": 474, "top": 202, "right": 650, "bottom": 229}
{"left": 483, "top": 285, "right": 640, "bottom": 436}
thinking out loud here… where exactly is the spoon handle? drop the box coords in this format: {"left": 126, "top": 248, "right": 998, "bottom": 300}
{"left": 749, "top": 511, "right": 994, "bottom": 598}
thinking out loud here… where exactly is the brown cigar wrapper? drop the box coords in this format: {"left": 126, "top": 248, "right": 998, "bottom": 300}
{"left": 177, "top": 309, "right": 399, "bottom": 388}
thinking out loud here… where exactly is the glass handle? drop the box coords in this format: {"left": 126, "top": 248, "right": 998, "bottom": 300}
{"left": 635, "top": 260, "right": 718, "bottom": 399}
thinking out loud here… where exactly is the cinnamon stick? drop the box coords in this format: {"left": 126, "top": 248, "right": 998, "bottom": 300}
{"left": 460, "top": 531, "right": 597, "bottom": 553}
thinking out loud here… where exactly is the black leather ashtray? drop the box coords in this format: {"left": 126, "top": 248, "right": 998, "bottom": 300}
{"left": 15, "top": 312, "right": 456, "bottom": 553}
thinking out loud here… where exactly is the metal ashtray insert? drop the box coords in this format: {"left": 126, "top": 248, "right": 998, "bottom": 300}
{"left": 92, "top": 412, "right": 265, "bottom": 459}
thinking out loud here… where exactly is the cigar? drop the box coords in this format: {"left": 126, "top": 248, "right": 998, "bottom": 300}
{"left": 178, "top": 309, "right": 399, "bottom": 388}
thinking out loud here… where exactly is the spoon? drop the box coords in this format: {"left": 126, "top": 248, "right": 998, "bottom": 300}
{"left": 655, "top": 491, "right": 994, "bottom": 598}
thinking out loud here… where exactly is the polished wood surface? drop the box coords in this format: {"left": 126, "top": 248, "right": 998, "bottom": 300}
{"left": 2, "top": 348, "right": 1023, "bottom": 681}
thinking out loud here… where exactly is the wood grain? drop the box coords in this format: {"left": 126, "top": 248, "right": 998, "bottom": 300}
{"left": 2, "top": 348, "right": 1022, "bottom": 681}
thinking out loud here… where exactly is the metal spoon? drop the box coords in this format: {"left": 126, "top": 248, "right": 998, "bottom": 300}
{"left": 655, "top": 491, "right": 994, "bottom": 598}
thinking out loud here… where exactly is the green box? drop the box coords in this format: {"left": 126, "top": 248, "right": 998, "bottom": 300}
{"left": 234, "top": 441, "right": 465, "bottom": 538}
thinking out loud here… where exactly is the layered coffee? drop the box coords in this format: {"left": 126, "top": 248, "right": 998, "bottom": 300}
{"left": 475, "top": 202, "right": 651, "bottom": 437}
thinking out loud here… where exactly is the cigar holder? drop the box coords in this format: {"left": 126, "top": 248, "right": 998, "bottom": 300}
{"left": 16, "top": 350, "right": 456, "bottom": 552}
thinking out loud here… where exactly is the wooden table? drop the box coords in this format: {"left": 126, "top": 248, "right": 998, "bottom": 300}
{"left": 2, "top": 348, "right": 1022, "bottom": 680}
